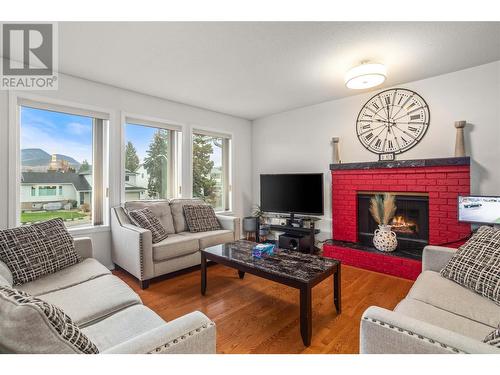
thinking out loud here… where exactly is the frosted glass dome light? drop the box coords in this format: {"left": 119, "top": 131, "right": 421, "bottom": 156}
{"left": 345, "top": 63, "right": 387, "bottom": 89}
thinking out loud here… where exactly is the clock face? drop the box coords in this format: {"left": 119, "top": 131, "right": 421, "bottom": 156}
{"left": 356, "top": 88, "right": 430, "bottom": 159}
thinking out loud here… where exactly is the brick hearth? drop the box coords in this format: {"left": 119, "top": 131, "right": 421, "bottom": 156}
{"left": 324, "top": 157, "right": 472, "bottom": 280}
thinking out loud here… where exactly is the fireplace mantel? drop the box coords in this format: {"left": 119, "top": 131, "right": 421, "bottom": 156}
{"left": 330, "top": 156, "right": 470, "bottom": 171}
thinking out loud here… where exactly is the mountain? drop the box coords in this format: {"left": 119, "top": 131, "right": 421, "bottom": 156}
{"left": 21, "top": 148, "right": 81, "bottom": 168}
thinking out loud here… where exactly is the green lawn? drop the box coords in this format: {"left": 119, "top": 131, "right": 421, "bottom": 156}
{"left": 21, "top": 210, "right": 87, "bottom": 224}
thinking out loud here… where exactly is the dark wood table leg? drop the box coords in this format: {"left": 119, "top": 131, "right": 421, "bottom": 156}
{"left": 201, "top": 252, "right": 207, "bottom": 295}
{"left": 299, "top": 285, "right": 312, "bottom": 346}
{"left": 238, "top": 270, "right": 245, "bottom": 279}
{"left": 334, "top": 265, "right": 341, "bottom": 314}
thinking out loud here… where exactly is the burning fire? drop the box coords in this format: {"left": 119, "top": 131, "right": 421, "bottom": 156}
{"left": 391, "top": 215, "right": 417, "bottom": 234}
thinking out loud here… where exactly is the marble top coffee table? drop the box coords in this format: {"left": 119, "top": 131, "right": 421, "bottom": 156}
{"left": 200, "top": 240, "right": 341, "bottom": 346}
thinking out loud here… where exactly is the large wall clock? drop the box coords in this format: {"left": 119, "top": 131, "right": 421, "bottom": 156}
{"left": 356, "top": 88, "right": 430, "bottom": 161}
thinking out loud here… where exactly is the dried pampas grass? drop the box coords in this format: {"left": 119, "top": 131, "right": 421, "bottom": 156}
{"left": 369, "top": 193, "right": 397, "bottom": 225}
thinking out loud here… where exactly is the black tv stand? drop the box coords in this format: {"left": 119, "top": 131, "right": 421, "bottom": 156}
{"left": 256, "top": 214, "right": 321, "bottom": 254}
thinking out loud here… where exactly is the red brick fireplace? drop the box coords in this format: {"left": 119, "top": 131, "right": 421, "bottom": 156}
{"left": 323, "top": 157, "right": 471, "bottom": 280}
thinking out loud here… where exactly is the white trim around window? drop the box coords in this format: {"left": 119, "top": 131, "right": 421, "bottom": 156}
{"left": 8, "top": 92, "right": 113, "bottom": 231}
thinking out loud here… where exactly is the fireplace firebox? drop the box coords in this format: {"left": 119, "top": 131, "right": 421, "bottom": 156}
{"left": 357, "top": 193, "right": 429, "bottom": 253}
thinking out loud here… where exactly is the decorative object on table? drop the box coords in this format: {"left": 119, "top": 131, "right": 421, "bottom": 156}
{"left": 454, "top": 120, "right": 467, "bottom": 157}
{"left": 252, "top": 204, "right": 265, "bottom": 223}
{"left": 258, "top": 224, "right": 271, "bottom": 241}
{"left": 331, "top": 137, "right": 341, "bottom": 164}
{"left": 252, "top": 243, "right": 276, "bottom": 258}
{"left": 356, "top": 88, "right": 430, "bottom": 161}
{"left": 242, "top": 216, "right": 258, "bottom": 241}
{"left": 369, "top": 193, "right": 398, "bottom": 252}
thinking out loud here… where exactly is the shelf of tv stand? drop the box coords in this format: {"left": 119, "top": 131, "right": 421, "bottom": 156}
{"left": 268, "top": 224, "right": 320, "bottom": 235}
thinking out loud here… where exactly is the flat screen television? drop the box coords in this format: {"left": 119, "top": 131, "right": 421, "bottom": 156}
{"left": 458, "top": 195, "right": 500, "bottom": 224}
{"left": 260, "top": 173, "right": 324, "bottom": 216}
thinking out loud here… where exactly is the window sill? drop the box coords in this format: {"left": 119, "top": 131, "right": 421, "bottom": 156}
{"left": 69, "top": 225, "right": 110, "bottom": 236}
{"left": 216, "top": 211, "right": 233, "bottom": 216}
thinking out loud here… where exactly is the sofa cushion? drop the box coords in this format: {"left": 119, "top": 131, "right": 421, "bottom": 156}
{"left": 125, "top": 200, "right": 175, "bottom": 234}
{"left": 39, "top": 274, "right": 141, "bottom": 327}
{"left": 81, "top": 304, "right": 165, "bottom": 351}
{"left": 183, "top": 204, "right": 221, "bottom": 233}
{"left": 395, "top": 298, "right": 493, "bottom": 340}
{"left": 0, "top": 218, "right": 81, "bottom": 285}
{"left": 441, "top": 225, "right": 500, "bottom": 305}
{"left": 0, "top": 285, "right": 99, "bottom": 353}
{"left": 179, "top": 230, "right": 234, "bottom": 249}
{"left": 484, "top": 325, "right": 500, "bottom": 347}
{"left": 0, "top": 261, "right": 13, "bottom": 286}
{"left": 152, "top": 234, "right": 199, "bottom": 262}
{"left": 407, "top": 271, "right": 499, "bottom": 329}
{"left": 18, "top": 258, "right": 110, "bottom": 296}
{"left": 128, "top": 208, "right": 169, "bottom": 244}
{"left": 169, "top": 198, "right": 204, "bottom": 233}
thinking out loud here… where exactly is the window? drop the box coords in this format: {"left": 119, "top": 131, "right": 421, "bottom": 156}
{"left": 192, "top": 131, "right": 231, "bottom": 211}
{"left": 19, "top": 102, "right": 108, "bottom": 228}
{"left": 124, "top": 119, "right": 182, "bottom": 202}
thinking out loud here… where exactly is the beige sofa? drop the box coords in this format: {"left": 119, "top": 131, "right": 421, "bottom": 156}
{"left": 360, "top": 245, "right": 500, "bottom": 354}
{"left": 111, "top": 199, "right": 240, "bottom": 289}
{"left": 0, "top": 237, "right": 216, "bottom": 354}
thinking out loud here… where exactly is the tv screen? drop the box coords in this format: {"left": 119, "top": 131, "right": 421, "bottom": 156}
{"left": 458, "top": 196, "right": 500, "bottom": 224}
{"left": 260, "top": 173, "right": 324, "bottom": 215}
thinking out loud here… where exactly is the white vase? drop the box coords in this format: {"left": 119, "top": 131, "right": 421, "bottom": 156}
{"left": 373, "top": 225, "right": 398, "bottom": 252}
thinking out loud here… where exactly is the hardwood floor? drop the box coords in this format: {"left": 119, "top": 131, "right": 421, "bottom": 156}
{"left": 114, "top": 264, "right": 413, "bottom": 354}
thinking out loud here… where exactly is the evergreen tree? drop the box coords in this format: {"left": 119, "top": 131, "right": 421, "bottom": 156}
{"left": 125, "top": 141, "right": 140, "bottom": 172}
{"left": 143, "top": 130, "right": 169, "bottom": 198}
{"left": 79, "top": 159, "right": 90, "bottom": 173}
{"left": 192, "top": 134, "right": 217, "bottom": 205}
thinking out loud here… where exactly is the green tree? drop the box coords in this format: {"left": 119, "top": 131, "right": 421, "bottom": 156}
{"left": 79, "top": 159, "right": 90, "bottom": 173}
{"left": 143, "top": 130, "right": 169, "bottom": 198}
{"left": 125, "top": 141, "right": 140, "bottom": 172}
{"left": 192, "top": 134, "right": 217, "bottom": 205}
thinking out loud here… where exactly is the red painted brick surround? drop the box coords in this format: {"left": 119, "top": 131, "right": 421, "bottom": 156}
{"left": 331, "top": 164, "right": 471, "bottom": 246}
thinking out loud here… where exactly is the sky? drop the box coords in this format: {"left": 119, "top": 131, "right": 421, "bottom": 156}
{"left": 20, "top": 106, "right": 93, "bottom": 163}
{"left": 20, "top": 106, "right": 222, "bottom": 167}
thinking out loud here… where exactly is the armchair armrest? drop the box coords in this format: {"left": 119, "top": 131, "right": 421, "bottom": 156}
{"left": 73, "top": 237, "right": 93, "bottom": 259}
{"left": 217, "top": 215, "right": 241, "bottom": 240}
{"left": 111, "top": 207, "right": 154, "bottom": 281}
{"left": 103, "top": 311, "right": 216, "bottom": 354}
{"left": 360, "top": 306, "right": 498, "bottom": 354}
{"left": 422, "top": 245, "right": 457, "bottom": 272}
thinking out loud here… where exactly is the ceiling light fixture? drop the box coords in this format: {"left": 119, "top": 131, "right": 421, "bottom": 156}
{"left": 345, "top": 62, "right": 387, "bottom": 90}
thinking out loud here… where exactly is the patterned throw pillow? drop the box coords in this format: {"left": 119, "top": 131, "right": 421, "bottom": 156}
{"left": 128, "top": 208, "right": 169, "bottom": 243}
{"left": 0, "top": 285, "right": 99, "bottom": 353}
{"left": 484, "top": 324, "right": 500, "bottom": 348}
{"left": 440, "top": 226, "right": 500, "bottom": 305}
{"left": 183, "top": 204, "right": 221, "bottom": 233}
{"left": 0, "top": 218, "right": 81, "bottom": 285}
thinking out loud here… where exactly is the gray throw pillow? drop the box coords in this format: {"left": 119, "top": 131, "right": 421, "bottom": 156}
{"left": 128, "top": 208, "right": 169, "bottom": 243}
{"left": 440, "top": 226, "right": 500, "bottom": 305}
{"left": 183, "top": 204, "right": 221, "bottom": 233}
{"left": 484, "top": 324, "right": 500, "bottom": 348}
{"left": 0, "top": 285, "right": 99, "bottom": 353}
{"left": 0, "top": 218, "right": 81, "bottom": 285}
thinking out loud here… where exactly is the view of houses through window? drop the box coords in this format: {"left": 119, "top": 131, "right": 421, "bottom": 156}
{"left": 124, "top": 122, "right": 181, "bottom": 201}
{"left": 20, "top": 106, "right": 94, "bottom": 227}
{"left": 192, "top": 132, "right": 231, "bottom": 211}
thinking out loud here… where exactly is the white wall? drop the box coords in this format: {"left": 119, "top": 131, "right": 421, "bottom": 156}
{"left": 252, "top": 61, "right": 500, "bottom": 240}
{"left": 0, "top": 70, "right": 252, "bottom": 268}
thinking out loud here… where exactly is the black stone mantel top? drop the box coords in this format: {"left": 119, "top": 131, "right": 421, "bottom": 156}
{"left": 330, "top": 156, "right": 470, "bottom": 171}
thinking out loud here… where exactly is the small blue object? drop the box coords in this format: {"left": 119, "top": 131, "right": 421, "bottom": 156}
{"left": 252, "top": 243, "right": 275, "bottom": 258}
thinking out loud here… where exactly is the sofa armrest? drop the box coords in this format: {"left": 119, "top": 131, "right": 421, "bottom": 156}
{"left": 111, "top": 207, "right": 154, "bottom": 281}
{"left": 422, "top": 245, "right": 457, "bottom": 272}
{"left": 103, "top": 311, "right": 216, "bottom": 354}
{"left": 217, "top": 215, "right": 241, "bottom": 240}
{"left": 73, "top": 237, "right": 93, "bottom": 259}
{"left": 360, "top": 306, "right": 499, "bottom": 354}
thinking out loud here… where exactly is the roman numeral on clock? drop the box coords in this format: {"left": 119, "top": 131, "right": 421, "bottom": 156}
{"left": 410, "top": 114, "right": 420, "bottom": 120}
{"left": 372, "top": 102, "right": 379, "bottom": 110}
{"left": 375, "top": 139, "right": 381, "bottom": 148}
{"left": 361, "top": 124, "right": 371, "bottom": 130}
{"left": 388, "top": 140, "right": 393, "bottom": 148}
{"left": 408, "top": 126, "right": 418, "bottom": 132}
{"left": 365, "top": 133, "right": 374, "bottom": 141}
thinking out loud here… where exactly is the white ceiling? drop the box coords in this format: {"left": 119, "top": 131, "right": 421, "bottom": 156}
{"left": 53, "top": 22, "right": 500, "bottom": 119}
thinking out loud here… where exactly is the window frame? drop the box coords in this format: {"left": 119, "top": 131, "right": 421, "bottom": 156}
{"left": 192, "top": 128, "right": 233, "bottom": 212}
{"left": 120, "top": 112, "right": 184, "bottom": 204}
{"left": 9, "top": 93, "right": 111, "bottom": 231}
